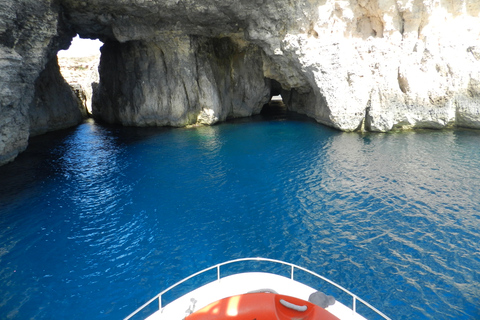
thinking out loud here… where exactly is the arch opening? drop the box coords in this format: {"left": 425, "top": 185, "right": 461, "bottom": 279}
{"left": 57, "top": 35, "right": 103, "bottom": 115}
{"left": 261, "top": 79, "right": 288, "bottom": 116}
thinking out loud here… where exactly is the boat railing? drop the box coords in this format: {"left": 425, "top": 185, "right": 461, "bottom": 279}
{"left": 124, "top": 257, "right": 391, "bottom": 320}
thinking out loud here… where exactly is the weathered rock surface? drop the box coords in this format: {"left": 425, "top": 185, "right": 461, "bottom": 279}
{"left": 58, "top": 54, "right": 100, "bottom": 114}
{"left": 1, "top": 0, "right": 480, "bottom": 164}
{"left": 93, "top": 36, "right": 270, "bottom": 126}
{"left": 0, "top": 0, "right": 83, "bottom": 165}
{"left": 29, "top": 56, "right": 87, "bottom": 136}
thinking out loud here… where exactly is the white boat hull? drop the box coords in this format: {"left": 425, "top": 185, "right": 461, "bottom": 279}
{"left": 124, "top": 258, "right": 390, "bottom": 320}
{"left": 146, "top": 272, "right": 367, "bottom": 320}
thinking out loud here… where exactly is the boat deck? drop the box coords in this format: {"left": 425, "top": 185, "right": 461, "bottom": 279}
{"left": 146, "top": 272, "right": 367, "bottom": 320}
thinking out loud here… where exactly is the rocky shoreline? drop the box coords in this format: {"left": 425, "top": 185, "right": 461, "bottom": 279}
{"left": 1, "top": 0, "right": 479, "bottom": 165}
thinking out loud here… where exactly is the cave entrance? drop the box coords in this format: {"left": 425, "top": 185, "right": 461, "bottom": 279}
{"left": 261, "top": 79, "right": 287, "bottom": 116}
{"left": 57, "top": 35, "right": 103, "bottom": 114}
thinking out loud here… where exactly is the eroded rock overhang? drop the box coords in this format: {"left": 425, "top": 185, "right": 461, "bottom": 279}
{"left": 67, "top": 0, "right": 325, "bottom": 128}
{"left": 60, "top": 0, "right": 480, "bottom": 132}
{"left": 1, "top": 0, "right": 480, "bottom": 165}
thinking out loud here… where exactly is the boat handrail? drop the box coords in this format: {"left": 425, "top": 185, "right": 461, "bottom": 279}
{"left": 124, "top": 257, "right": 391, "bottom": 320}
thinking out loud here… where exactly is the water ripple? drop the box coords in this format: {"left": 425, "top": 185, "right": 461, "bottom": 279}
{"left": 0, "top": 120, "right": 480, "bottom": 319}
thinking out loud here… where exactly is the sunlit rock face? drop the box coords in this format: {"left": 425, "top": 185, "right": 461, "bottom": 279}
{"left": 58, "top": 54, "right": 100, "bottom": 115}
{"left": 270, "top": 0, "right": 480, "bottom": 132}
{"left": 1, "top": 0, "right": 480, "bottom": 164}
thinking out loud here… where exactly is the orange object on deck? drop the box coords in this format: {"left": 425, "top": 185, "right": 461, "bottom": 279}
{"left": 185, "top": 292, "right": 340, "bottom": 320}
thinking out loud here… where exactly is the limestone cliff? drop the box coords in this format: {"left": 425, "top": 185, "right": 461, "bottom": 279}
{"left": 93, "top": 36, "right": 270, "bottom": 126}
{"left": 0, "top": 0, "right": 479, "bottom": 164}
{"left": 29, "top": 56, "right": 87, "bottom": 136}
{"left": 0, "top": 0, "right": 84, "bottom": 165}
{"left": 58, "top": 54, "right": 100, "bottom": 114}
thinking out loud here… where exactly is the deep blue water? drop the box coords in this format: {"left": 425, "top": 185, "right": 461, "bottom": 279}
{"left": 0, "top": 113, "right": 479, "bottom": 320}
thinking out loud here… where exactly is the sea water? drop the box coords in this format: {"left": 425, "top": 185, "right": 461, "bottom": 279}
{"left": 0, "top": 113, "right": 479, "bottom": 319}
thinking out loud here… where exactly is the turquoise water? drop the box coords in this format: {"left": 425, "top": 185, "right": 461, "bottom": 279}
{"left": 0, "top": 113, "right": 479, "bottom": 319}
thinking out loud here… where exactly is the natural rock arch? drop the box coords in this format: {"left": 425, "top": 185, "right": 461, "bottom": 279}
{"left": 1, "top": 0, "right": 480, "bottom": 165}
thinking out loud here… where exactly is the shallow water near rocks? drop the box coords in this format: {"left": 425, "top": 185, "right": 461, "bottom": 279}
{"left": 0, "top": 113, "right": 479, "bottom": 319}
